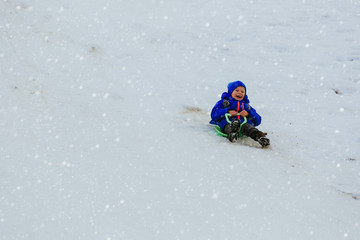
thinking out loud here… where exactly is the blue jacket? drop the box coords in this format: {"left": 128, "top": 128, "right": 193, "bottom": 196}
{"left": 210, "top": 92, "right": 262, "bottom": 130}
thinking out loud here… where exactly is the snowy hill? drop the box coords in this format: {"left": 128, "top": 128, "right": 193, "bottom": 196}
{"left": 1, "top": 0, "right": 360, "bottom": 239}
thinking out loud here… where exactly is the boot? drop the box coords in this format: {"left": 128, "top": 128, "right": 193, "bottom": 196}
{"left": 228, "top": 132, "right": 238, "bottom": 142}
{"left": 254, "top": 130, "right": 270, "bottom": 147}
{"left": 241, "top": 123, "right": 270, "bottom": 147}
{"left": 223, "top": 120, "right": 240, "bottom": 143}
{"left": 230, "top": 119, "right": 241, "bottom": 133}
{"left": 258, "top": 136, "right": 270, "bottom": 147}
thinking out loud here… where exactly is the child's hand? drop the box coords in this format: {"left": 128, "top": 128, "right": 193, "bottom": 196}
{"left": 228, "top": 110, "right": 248, "bottom": 117}
{"left": 228, "top": 110, "right": 238, "bottom": 117}
{"left": 239, "top": 110, "right": 249, "bottom": 117}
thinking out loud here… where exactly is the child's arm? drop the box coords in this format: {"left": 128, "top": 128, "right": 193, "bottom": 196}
{"left": 246, "top": 105, "right": 262, "bottom": 126}
{"left": 211, "top": 100, "right": 229, "bottom": 122}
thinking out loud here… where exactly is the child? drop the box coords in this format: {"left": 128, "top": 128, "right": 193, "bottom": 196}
{"left": 210, "top": 80, "right": 270, "bottom": 147}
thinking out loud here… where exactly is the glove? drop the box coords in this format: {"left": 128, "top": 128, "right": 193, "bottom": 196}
{"left": 222, "top": 99, "right": 230, "bottom": 108}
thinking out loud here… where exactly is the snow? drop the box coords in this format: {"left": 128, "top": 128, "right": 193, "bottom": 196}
{"left": 1, "top": 0, "right": 360, "bottom": 239}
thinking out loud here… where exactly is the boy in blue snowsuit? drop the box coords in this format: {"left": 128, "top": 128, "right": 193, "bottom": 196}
{"left": 210, "top": 81, "right": 270, "bottom": 147}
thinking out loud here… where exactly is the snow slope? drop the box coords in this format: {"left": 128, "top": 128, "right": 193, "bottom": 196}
{"left": 1, "top": 0, "right": 360, "bottom": 239}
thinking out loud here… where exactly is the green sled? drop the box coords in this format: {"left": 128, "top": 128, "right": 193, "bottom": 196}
{"left": 214, "top": 114, "right": 247, "bottom": 138}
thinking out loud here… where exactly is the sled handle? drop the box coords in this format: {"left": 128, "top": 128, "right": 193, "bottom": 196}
{"left": 225, "top": 113, "right": 247, "bottom": 125}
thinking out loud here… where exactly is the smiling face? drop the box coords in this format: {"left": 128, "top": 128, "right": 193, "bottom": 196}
{"left": 231, "top": 86, "right": 246, "bottom": 101}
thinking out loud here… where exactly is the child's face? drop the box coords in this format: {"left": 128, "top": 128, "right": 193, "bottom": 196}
{"left": 231, "top": 86, "right": 246, "bottom": 101}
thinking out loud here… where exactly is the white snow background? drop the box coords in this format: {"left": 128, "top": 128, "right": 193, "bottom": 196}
{"left": 1, "top": 0, "right": 360, "bottom": 239}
